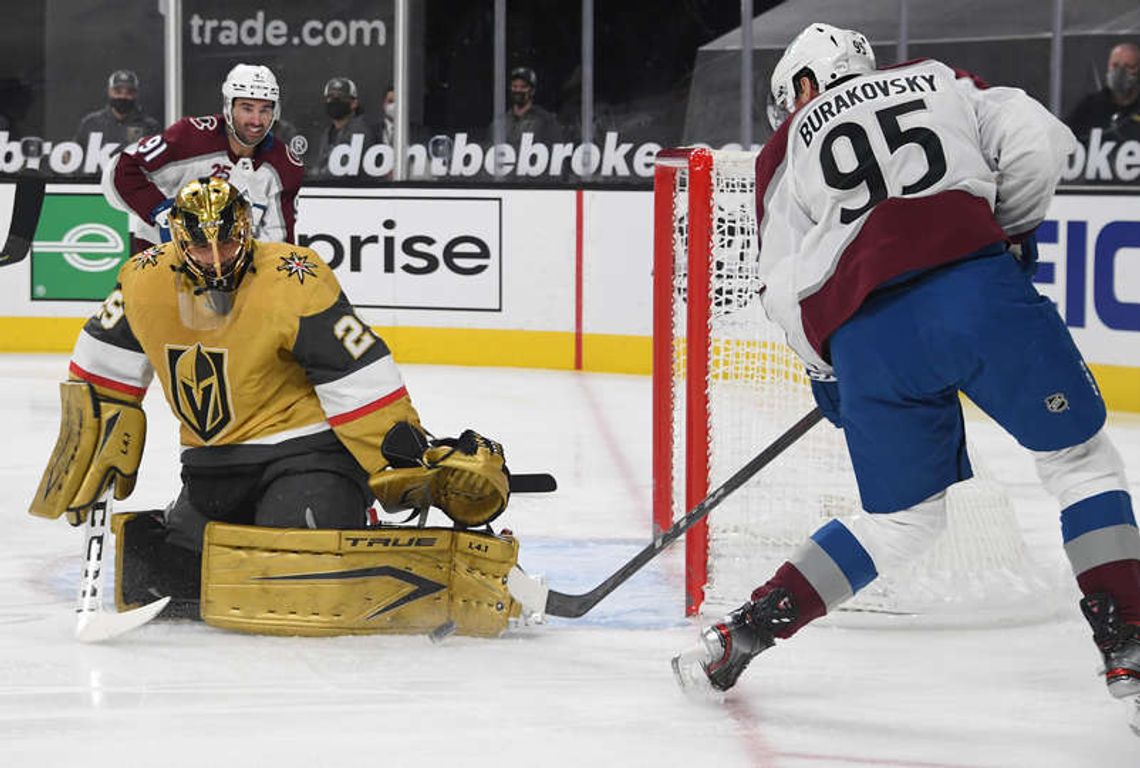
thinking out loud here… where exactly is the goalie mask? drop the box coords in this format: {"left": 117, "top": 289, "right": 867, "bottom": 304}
{"left": 769, "top": 23, "right": 876, "bottom": 129}
{"left": 170, "top": 177, "right": 254, "bottom": 327}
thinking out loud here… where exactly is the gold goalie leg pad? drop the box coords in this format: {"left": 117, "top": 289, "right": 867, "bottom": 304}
{"left": 200, "top": 523, "right": 521, "bottom": 637}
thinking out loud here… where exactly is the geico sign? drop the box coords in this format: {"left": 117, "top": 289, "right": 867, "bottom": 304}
{"left": 298, "top": 221, "right": 490, "bottom": 276}
{"left": 1036, "top": 216, "right": 1140, "bottom": 331}
{"left": 296, "top": 195, "right": 502, "bottom": 311}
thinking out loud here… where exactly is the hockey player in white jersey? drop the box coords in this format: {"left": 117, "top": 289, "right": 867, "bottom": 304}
{"left": 673, "top": 23, "right": 1140, "bottom": 710}
{"left": 102, "top": 64, "right": 304, "bottom": 252}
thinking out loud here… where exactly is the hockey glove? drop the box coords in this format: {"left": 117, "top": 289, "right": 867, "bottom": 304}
{"left": 150, "top": 198, "right": 175, "bottom": 243}
{"left": 369, "top": 426, "right": 510, "bottom": 528}
{"left": 808, "top": 374, "right": 841, "bottom": 428}
{"left": 424, "top": 430, "right": 510, "bottom": 528}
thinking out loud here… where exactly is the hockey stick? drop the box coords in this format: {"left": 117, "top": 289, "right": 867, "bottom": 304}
{"left": 75, "top": 488, "right": 170, "bottom": 643}
{"left": 509, "top": 472, "right": 557, "bottom": 493}
{"left": 0, "top": 174, "right": 45, "bottom": 267}
{"left": 509, "top": 408, "right": 824, "bottom": 619}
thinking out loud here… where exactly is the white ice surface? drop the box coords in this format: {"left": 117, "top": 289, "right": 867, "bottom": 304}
{"left": 1, "top": 354, "right": 1138, "bottom": 766}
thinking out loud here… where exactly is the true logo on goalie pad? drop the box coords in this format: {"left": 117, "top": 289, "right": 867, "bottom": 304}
{"left": 166, "top": 343, "right": 233, "bottom": 442}
{"left": 344, "top": 535, "right": 439, "bottom": 548}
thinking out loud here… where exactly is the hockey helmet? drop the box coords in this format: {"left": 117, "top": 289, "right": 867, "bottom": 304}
{"left": 169, "top": 176, "right": 254, "bottom": 294}
{"left": 222, "top": 63, "right": 280, "bottom": 138}
{"left": 769, "top": 23, "right": 876, "bottom": 125}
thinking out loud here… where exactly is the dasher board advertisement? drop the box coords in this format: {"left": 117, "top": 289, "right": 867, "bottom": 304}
{"left": 297, "top": 195, "right": 503, "bottom": 311}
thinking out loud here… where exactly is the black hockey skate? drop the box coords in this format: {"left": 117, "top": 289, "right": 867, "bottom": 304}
{"left": 1080, "top": 593, "right": 1140, "bottom": 700}
{"left": 672, "top": 588, "right": 797, "bottom": 693}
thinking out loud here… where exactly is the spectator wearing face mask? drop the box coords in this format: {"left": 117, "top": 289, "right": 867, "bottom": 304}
{"left": 75, "top": 70, "right": 162, "bottom": 154}
{"left": 312, "top": 77, "right": 379, "bottom": 178}
{"left": 1065, "top": 42, "right": 1140, "bottom": 143}
{"left": 380, "top": 84, "right": 396, "bottom": 146}
{"left": 489, "top": 66, "right": 564, "bottom": 150}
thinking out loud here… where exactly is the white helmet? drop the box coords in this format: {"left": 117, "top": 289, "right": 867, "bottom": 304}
{"left": 769, "top": 23, "right": 875, "bottom": 122}
{"left": 222, "top": 64, "right": 281, "bottom": 139}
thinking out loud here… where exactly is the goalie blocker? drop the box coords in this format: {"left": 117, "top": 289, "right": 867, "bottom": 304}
{"left": 29, "top": 381, "right": 145, "bottom": 525}
{"left": 113, "top": 512, "right": 522, "bottom": 637}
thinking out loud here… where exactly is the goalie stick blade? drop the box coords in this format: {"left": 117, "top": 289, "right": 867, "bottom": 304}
{"left": 539, "top": 408, "right": 823, "bottom": 619}
{"left": 0, "top": 175, "right": 45, "bottom": 267}
{"left": 508, "top": 473, "right": 557, "bottom": 493}
{"left": 75, "top": 596, "right": 171, "bottom": 644}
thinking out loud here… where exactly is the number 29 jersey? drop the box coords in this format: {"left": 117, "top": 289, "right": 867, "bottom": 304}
{"left": 68, "top": 241, "right": 418, "bottom": 474}
{"left": 756, "top": 58, "right": 1077, "bottom": 374}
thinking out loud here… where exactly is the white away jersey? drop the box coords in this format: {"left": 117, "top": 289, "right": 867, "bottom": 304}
{"left": 756, "top": 59, "right": 1077, "bottom": 373}
{"left": 102, "top": 114, "right": 304, "bottom": 246}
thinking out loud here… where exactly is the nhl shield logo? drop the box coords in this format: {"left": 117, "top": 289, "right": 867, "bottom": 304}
{"left": 1044, "top": 392, "right": 1069, "bottom": 413}
{"left": 166, "top": 343, "right": 233, "bottom": 442}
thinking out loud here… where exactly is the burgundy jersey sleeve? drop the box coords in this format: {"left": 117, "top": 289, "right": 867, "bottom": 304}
{"left": 105, "top": 116, "right": 228, "bottom": 223}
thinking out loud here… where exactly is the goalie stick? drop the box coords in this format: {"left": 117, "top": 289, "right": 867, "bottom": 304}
{"left": 509, "top": 408, "right": 824, "bottom": 619}
{"left": 75, "top": 488, "right": 170, "bottom": 643}
{"left": 509, "top": 472, "right": 557, "bottom": 493}
{"left": 0, "top": 174, "right": 45, "bottom": 267}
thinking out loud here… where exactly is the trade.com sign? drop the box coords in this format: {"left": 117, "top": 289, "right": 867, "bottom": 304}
{"left": 30, "top": 193, "right": 129, "bottom": 301}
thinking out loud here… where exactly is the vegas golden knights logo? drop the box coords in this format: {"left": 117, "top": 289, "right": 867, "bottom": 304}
{"left": 167, "top": 343, "right": 233, "bottom": 442}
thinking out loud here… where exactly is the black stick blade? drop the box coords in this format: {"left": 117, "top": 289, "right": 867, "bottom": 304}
{"left": 509, "top": 473, "right": 557, "bottom": 493}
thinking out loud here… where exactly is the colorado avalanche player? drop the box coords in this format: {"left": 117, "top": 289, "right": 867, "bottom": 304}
{"left": 102, "top": 63, "right": 304, "bottom": 251}
{"left": 672, "top": 23, "right": 1140, "bottom": 718}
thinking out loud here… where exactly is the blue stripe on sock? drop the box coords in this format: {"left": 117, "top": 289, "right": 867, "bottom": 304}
{"left": 810, "top": 519, "right": 878, "bottom": 593}
{"left": 1060, "top": 490, "right": 1136, "bottom": 543}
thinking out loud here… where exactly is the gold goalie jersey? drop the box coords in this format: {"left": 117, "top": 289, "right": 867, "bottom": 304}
{"left": 69, "top": 240, "right": 419, "bottom": 472}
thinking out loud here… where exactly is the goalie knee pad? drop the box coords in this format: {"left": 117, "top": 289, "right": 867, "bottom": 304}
{"left": 254, "top": 469, "right": 371, "bottom": 529}
{"left": 29, "top": 382, "right": 146, "bottom": 524}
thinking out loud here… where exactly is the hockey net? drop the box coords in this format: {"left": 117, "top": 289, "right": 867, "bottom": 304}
{"left": 652, "top": 147, "right": 1054, "bottom": 625}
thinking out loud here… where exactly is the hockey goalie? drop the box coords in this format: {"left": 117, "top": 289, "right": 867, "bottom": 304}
{"left": 29, "top": 176, "right": 521, "bottom": 639}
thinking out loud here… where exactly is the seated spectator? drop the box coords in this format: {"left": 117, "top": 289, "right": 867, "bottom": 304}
{"left": 75, "top": 70, "right": 161, "bottom": 151}
{"left": 1065, "top": 42, "right": 1140, "bottom": 143}
{"left": 311, "top": 77, "right": 379, "bottom": 178}
{"left": 489, "top": 66, "right": 564, "bottom": 148}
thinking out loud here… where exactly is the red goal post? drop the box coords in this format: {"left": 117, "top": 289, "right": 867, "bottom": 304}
{"left": 653, "top": 147, "right": 716, "bottom": 615}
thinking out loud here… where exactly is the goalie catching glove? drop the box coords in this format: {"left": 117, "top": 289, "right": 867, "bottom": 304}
{"left": 370, "top": 423, "right": 510, "bottom": 527}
